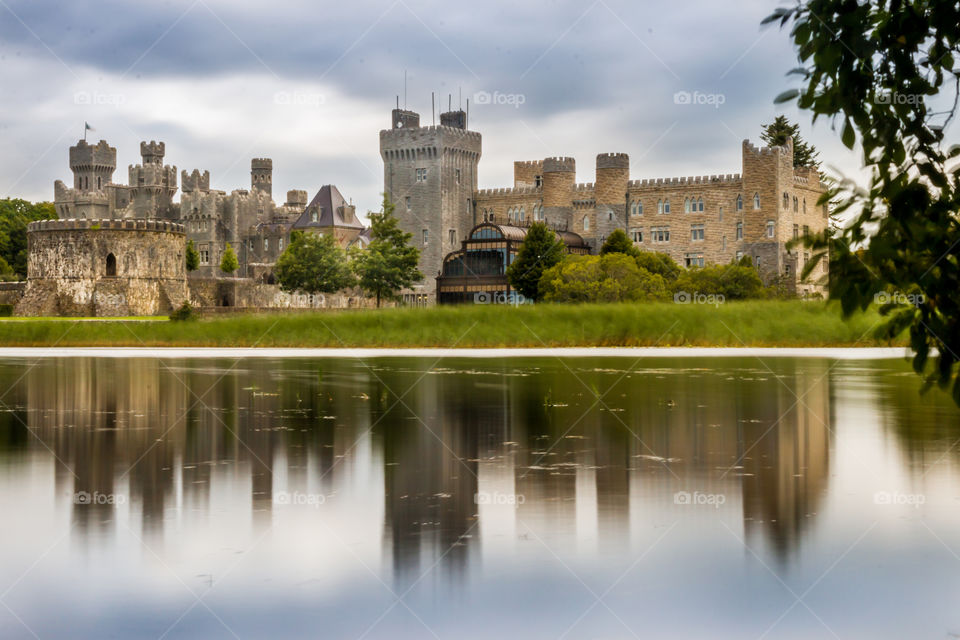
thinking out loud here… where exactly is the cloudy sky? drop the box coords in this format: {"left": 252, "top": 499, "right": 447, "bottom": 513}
{"left": 0, "top": 0, "right": 868, "bottom": 217}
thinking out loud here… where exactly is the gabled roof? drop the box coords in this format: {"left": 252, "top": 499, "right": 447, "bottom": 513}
{"left": 292, "top": 184, "right": 364, "bottom": 230}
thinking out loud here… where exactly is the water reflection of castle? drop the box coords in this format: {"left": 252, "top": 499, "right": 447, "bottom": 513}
{"left": 7, "top": 357, "right": 832, "bottom": 573}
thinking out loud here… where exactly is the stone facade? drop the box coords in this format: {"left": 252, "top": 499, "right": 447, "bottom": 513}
{"left": 380, "top": 108, "right": 481, "bottom": 302}
{"left": 15, "top": 219, "right": 188, "bottom": 316}
{"left": 381, "top": 107, "right": 829, "bottom": 298}
{"left": 53, "top": 138, "right": 358, "bottom": 281}
{"left": 473, "top": 139, "right": 829, "bottom": 295}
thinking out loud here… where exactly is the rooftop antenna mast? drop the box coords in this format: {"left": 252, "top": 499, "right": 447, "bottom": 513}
{"left": 431, "top": 92, "right": 435, "bottom": 125}
{"left": 459, "top": 86, "right": 462, "bottom": 110}
{"left": 404, "top": 70, "right": 407, "bottom": 110}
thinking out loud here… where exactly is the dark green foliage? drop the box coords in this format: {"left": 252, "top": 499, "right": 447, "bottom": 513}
{"left": 219, "top": 243, "right": 239, "bottom": 275}
{"left": 767, "top": 0, "right": 960, "bottom": 404}
{"left": 0, "top": 198, "right": 57, "bottom": 279}
{"left": 760, "top": 115, "right": 821, "bottom": 168}
{"left": 540, "top": 253, "right": 669, "bottom": 303}
{"left": 169, "top": 301, "right": 196, "bottom": 321}
{"left": 351, "top": 195, "right": 422, "bottom": 307}
{"left": 674, "top": 264, "right": 765, "bottom": 300}
{"left": 635, "top": 250, "right": 682, "bottom": 282}
{"left": 185, "top": 239, "right": 200, "bottom": 272}
{"left": 0, "top": 304, "right": 13, "bottom": 317}
{"left": 600, "top": 229, "right": 640, "bottom": 257}
{"left": 275, "top": 230, "right": 355, "bottom": 295}
{"left": 505, "top": 222, "right": 565, "bottom": 301}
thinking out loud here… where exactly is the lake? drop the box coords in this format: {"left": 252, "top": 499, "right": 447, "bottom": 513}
{"left": 0, "top": 353, "right": 958, "bottom": 639}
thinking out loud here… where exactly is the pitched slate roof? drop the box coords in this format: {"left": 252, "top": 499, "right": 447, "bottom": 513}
{"left": 292, "top": 184, "right": 364, "bottom": 230}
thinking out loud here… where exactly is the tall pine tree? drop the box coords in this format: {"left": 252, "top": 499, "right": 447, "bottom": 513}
{"left": 351, "top": 195, "right": 422, "bottom": 307}
{"left": 760, "top": 116, "right": 821, "bottom": 169}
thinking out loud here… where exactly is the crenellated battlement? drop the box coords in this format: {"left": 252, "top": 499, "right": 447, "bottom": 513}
{"left": 251, "top": 158, "right": 273, "bottom": 170}
{"left": 476, "top": 186, "right": 541, "bottom": 197}
{"left": 596, "top": 153, "right": 629, "bottom": 169}
{"left": 514, "top": 160, "right": 543, "bottom": 170}
{"left": 742, "top": 138, "right": 789, "bottom": 157}
{"left": 181, "top": 169, "right": 211, "bottom": 192}
{"left": 628, "top": 174, "right": 742, "bottom": 188}
{"left": 543, "top": 157, "right": 576, "bottom": 173}
{"left": 380, "top": 124, "right": 482, "bottom": 142}
{"left": 574, "top": 182, "right": 595, "bottom": 191}
{"left": 69, "top": 140, "right": 116, "bottom": 169}
{"left": 140, "top": 141, "right": 165, "bottom": 164}
{"left": 28, "top": 218, "right": 185, "bottom": 234}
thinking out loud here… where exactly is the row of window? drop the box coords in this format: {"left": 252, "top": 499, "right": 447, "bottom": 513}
{"left": 783, "top": 192, "right": 808, "bottom": 214}
{"left": 629, "top": 193, "right": 761, "bottom": 217}
{"left": 413, "top": 168, "right": 462, "bottom": 184}
{"left": 625, "top": 220, "right": 778, "bottom": 244}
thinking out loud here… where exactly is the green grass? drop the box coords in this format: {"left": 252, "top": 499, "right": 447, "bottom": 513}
{"left": 0, "top": 301, "right": 903, "bottom": 348}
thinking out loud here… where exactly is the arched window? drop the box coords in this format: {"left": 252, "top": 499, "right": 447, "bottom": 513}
{"left": 698, "top": 197, "right": 704, "bottom": 212}
{"left": 684, "top": 198, "right": 690, "bottom": 213}
{"left": 105, "top": 253, "right": 117, "bottom": 277}
{"left": 631, "top": 201, "right": 637, "bottom": 216}
{"left": 736, "top": 221, "right": 743, "bottom": 240}
{"left": 583, "top": 216, "right": 590, "bottom": 231}
{"left": 608, "top": 211, "right": 613, "bottom": 221}
{"left": 793, "top": 196, "right": 799, "bottom": 212}
{"left": 736, "top": 194, "right": 743, "bottom": 211}
{"left": 783, "top": 192, "right": 789, "bottom": 209}
{"left": 657, "top": 199, "right": 663, "bottom": 214}
{"left": 518, "top": 207, "right": 525, "bottom": 222}
{"left": 97, "top": 176, "right": 101, "bottom": 190}
{"left": 753, "top": 193, "right": 760, "bottom": 209}
{"left": 718, "top": 206, "right": 723, "bottom": 222}
{"left": 803, "top": 198, "right": 807, "bottom": 214}
{"left": 637, "top": 201, "right": 643, "bottom": 215}
{"left": 664, "top": 199, "right": 671, "bottom": 213}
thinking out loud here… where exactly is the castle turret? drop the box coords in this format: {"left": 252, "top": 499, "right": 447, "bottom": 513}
{"left": 542, "top": 157, "right": 576, "bottom": 228}
{"left": 285, "top": 190, "right": 308, "bottom": 208}
{"left": 392, "top": 108, "right": 420, "bottom": 130}
{"left": 439, "top": 109, "right": 467, "bottom": 129}
{"left": 593, "top": 153, "right": 630, "bottom": 245}
{"left": 251, "top": 158, "right": 273, "bottom": 198}
{"left": 140, "top": 141, "right": 165, "bottom": 165}
{"left": 70, "top": 140, "right": 116, "bottom": 193}
{"left": 514, "top": 161, "right": 543, "bottom": 189}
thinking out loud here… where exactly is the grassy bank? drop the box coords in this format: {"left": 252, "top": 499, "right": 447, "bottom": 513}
{"left": 0, "top": 301, "right": 903, "bottom": 348}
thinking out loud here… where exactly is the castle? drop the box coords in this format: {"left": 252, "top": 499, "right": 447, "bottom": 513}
{"left": 380, "top": 106, "right": 830, "bottom": 302}
{"left": 15, "top": 139, "right": 367, "bottom": 316}
{"left": 11, "top": 103, "right": 829, "bottom": 316}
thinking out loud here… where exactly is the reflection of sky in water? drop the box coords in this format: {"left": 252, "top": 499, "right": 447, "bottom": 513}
{"left": 0, "top": 356, "right": 958, "bottom": 639}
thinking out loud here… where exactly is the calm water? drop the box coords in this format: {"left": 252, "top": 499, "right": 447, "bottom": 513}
{"left": 0, "top": 355, "right": 959, "bottom": 639}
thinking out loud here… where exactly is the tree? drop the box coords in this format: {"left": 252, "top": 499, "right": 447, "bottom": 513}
{"left": 760, "top": 115, "right": 821, "bottom": 168}
{"left": 539, "top": 254, "right": 669, "bottom": 303}
{"left": 767, "top": 0, "right": 960, "bottom": 403}
{"left": 220, "top": 243, "right": 239, "bottom": 275}
{"left": 275, "top": 230, "right": 355, "bottom": 295}
{"left": 0, "top": 198, "right": 56, "bottom": 279}
{"left": 673, "top": 264, "right": 765, "bottom": 300}
{"left": 185, "top": 239, "right": 200, "bottom": 272}
{"left": 505, "top": 222, "right": 565, "bottom": 301}
{"left": 634, "top": 250, "right": 681, "bottom": 283}
{"left": 600, "top": 229, "right": 640, "bottom": 257}
{"left": 351, "top": 195, "right": 422, "bottom": 307}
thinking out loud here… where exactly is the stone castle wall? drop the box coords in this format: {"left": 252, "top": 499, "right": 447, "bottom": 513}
{"left": 16, "top": 219, "right": 188, "bottom": 316}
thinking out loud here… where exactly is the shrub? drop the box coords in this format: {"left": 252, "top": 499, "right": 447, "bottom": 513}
{"left": 540, "top": 254, "right": 670, "bottom": 303}
{"left": 169, "top": 301, "right": 196, "bottom": 321}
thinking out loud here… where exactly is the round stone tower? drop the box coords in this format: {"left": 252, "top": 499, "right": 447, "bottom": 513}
{"left": 251, "top": 158, "right": 273, "bottom": 198}
{"left": 595, "top": 153, "right": 629, "bottom": 205}
{"left": 542, "top": 157, "right": 575, "bottom": 229}
{"left": 16, "top": 219, "right": 187, "bottom": 317}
